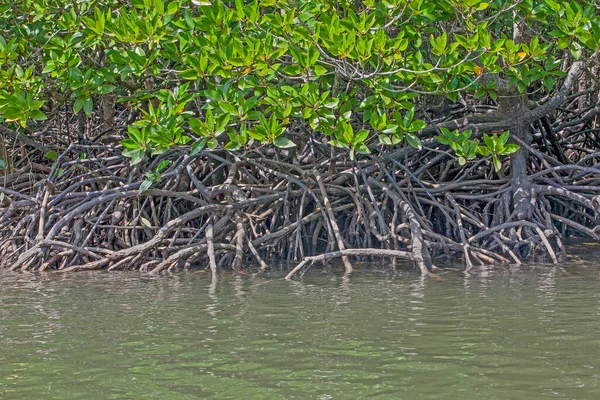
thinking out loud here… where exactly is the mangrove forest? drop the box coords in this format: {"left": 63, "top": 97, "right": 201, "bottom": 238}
{"left": 1, "top": 0, "right": 600, "bottom": 277}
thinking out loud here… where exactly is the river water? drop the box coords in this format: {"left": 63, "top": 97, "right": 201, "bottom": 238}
{"left": 1, "top": 249, "right": 600, "bottom": 399}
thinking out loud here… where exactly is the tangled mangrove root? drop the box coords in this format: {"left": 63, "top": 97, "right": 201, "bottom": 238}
{"left": 2, "top": 125, "right": 600, "bottom": 278}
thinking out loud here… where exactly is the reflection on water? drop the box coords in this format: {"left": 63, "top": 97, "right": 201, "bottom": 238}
{"left": 1, "top": 252, "right": 600, "bottom": 399}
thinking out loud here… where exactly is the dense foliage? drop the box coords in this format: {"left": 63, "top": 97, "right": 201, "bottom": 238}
{"left": 2, "top": 0, "right": 598, "bottom": 168}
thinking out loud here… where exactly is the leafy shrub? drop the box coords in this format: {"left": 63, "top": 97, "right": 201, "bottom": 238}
{"left": 1, "top": 0, "right": 599, "bottom": 167}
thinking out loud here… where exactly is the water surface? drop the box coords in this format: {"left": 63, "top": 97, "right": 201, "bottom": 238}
{"left": 1, "top": 252, "right": 600, "bottom": 399}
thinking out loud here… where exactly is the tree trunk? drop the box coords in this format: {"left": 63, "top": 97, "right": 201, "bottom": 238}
{"left": 510, "top": 123, "right": 533, "bottom": 220}
{"left": 0, "top": 137, "right": 12, "bottom": 176}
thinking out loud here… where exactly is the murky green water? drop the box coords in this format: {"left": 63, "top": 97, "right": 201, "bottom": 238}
{"left": 2, "top": 254, "right": 600, "bottom": 399}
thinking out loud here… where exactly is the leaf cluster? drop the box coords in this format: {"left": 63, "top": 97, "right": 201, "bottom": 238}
{"left": 1, "top": 0, "right": 598, "bottom": 169}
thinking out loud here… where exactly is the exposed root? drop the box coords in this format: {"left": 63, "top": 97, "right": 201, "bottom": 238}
{"left": 285, "top": 248, "right": 415, "bottom": 280}
{"left": 2, "top": 127, "right": 600, "bottom": 278}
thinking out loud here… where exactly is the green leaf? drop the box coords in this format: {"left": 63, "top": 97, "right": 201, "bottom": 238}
{"left": 492, "top": 155, "right": 502, "bottom": 172}
{"left": 354, "top": 129, "right": 369, "bottom": 143}
{"left": 224, "top": 140, "right": 241, "bottom": 150}
{"left": 313, "top": 65, "right": 327, "bottom": 76}
{"left": 282, "top": 65, "right": 303, "bottom": 76}
{"left": 483, "top": 134, "right": 495, "bottom": 150}
{"left": 248, "top": 129, "right": 267, "bottom": 141}
{"left": 355, "top": 142, "right": 370, "bottom": 155}
{"left": 156, "top": 160, "right": 170, "bottom": 173}
{"left": 323, "top": 98, "right": 339, "bottom": 109}
{"left": 154, "top": 0, "right": 164, "bottom": 14}
{"left": 409, "top": 120, "right": 427, "bottom": 132}
{"left": 167, "top": 1, "right": 180, "bottom": 14}
{"left": 273, "top": 137, "right": 296, "bottom": 148}
{"left": 73, "top": 97, "right": 86, "bottom": 114}
{"left": 498, "top": 131, "right": 510, "bottom": 145}
{"left": 1, "top": 107, "right": 23, "bottom": 122}
{"left": 207, "top": 138, "right": 219, "bottom": 149}
{"left": 477, "top": 146, "right": 491, "bottom": 156}
{"left": 97, "top": 85, "right": 116, "bottom": 95}
{"left": 405, "top": 133, "right": 422, "bottom": 150}
{"left": 191, "top": 138, "right": 208, "bottom": 155}
{"left": 219, "top": 102, "right": 237, "bottom": 115}
{"left": 42, "top": 63, "right": 56, "bottom": 74}
{"left": 45, "top": 151, "right": 58, "bottom": 161}
{"left": 381, "top": 124, "right": 398, "bottom": 134}
{"left": 128, "top": 126, "right": 143, "bottom": 144}
{"left": 378, "top": 134, "right": 392, "bottom": 145}
{"left": 402, "top": 108, "right": 414, "bottom": 128}
{"left": 328, "top": 139, "right": 347, "bottom": 148}
{"left": 139, "top": 179, "right": 153, "bottom": 194}
{"left": 123, "top": 149, "right": 145, "bottom": 165}
{"left": 83, "top": 97, "right": 93, "bottom": 116}
{"left": 29, "top": 110, "right": 47, "bottom": 121}
{"left": 502, "top": 144, "right": 520, "bottom": 154}
{"left": 544, "top": 0, "right": 561, "bottom": 12}
{"left": 179, "top": 69, "right": 200, "bottom": 80}
{"left": 120, "top": 139, "right": 140, "bottom": 149}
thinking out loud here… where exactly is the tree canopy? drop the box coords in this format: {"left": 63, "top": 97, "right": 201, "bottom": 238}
{"left": 2, "top": 0, "right": 598, "bottom": 166}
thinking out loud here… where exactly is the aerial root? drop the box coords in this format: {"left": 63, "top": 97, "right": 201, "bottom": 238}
{"left": 284, "top": 248, "right": 416, "bottom": 280}
{"left": 1, "top": 144, "right": 599, "bottom": 277}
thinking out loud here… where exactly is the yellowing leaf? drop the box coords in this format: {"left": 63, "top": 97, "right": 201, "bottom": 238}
{"left": 140, "top": 217, "right": 152, "bottom": 228}
{"left": 517, "top": 51, "right": 527, "bottom": 58}
{"left": 474, "top": 66, "right": 484, "bottom": 76}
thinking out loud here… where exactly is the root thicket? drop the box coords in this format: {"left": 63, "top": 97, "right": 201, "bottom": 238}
{"left": 2, "top": 105, "right": 600, "bottom": 278}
